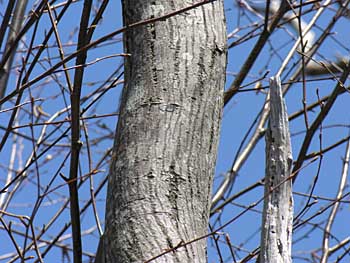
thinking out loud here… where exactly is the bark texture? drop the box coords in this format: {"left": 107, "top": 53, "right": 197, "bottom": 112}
{"left": 260, "top": 77, "right": 293, "bottom": 263}
{"left": 103, "top": 1, "right": 227, "bottom": 262}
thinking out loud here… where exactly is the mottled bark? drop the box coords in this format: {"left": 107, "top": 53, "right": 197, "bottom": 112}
{"left": 260, "top": 77, "right": 293, "bottom": 263}
{"left": 103, "top": 1, "right": 226, "bottom": 263}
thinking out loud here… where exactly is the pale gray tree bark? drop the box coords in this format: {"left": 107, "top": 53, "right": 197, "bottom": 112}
{"left": 260, "top": 77, "right": 293, "bottom": 263}
{"left": 100, "top": 1, "right": 227, "bottom": 262}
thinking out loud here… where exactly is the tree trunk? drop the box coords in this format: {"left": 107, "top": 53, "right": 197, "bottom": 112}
{"left": 260, "top": 77, "right": 293, "bottom": 263}
{"left": 103, "top": 1, "right": 226, "bottom": 262}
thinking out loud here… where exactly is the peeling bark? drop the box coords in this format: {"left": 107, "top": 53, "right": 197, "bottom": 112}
{"left": 260, "top": 76, "right": 293, "bottom": 263}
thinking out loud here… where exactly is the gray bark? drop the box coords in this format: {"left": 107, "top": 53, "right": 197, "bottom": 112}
{"left": 260, "top": 77, "right": 293, "bottom": 263}
{"left": 0, "top": 0, "right": 28, "bottom": 100}
{"left": 103, "top": 1, "right": 227, "bottom": 262}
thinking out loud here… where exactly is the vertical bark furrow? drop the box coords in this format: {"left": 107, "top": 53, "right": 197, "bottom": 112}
{"left": 104, "top": 1, "right": 227, "bottom": 262}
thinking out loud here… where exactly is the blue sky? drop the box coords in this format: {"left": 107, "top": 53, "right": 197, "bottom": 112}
{"left": 0, "top": 1, "right": 350, "bottom": 262}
